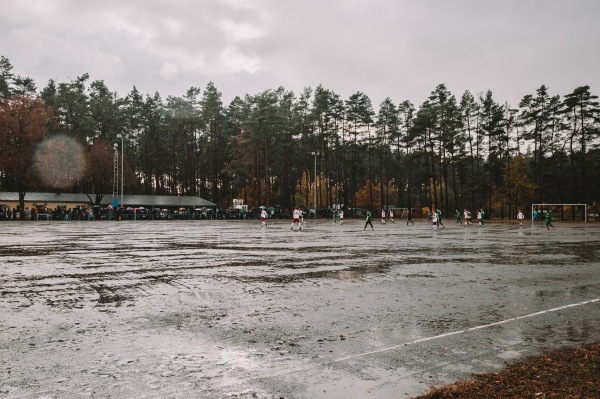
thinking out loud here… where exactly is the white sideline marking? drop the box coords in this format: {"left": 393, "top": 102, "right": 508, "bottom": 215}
{"left": 330, "top": 298, "right": 600, "bottom": 364}
{"left": 246, "top": 298, "right": 599, "bottom": 382}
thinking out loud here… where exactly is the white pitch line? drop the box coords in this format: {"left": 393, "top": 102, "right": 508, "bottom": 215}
{"left": 328, "top": 298, "right": 600, "bottom": 364}
{"left": 245, "top": 298, "right": 599, "bottom": 381}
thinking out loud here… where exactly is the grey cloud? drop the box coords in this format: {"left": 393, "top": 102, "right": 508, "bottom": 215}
{"left": 1, "top": 0, "right": 599, "bottom": 108}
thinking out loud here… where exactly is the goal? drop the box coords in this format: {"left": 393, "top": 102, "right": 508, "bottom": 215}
{"left": 531, "top": 204, "right": 588, "bottom": 223}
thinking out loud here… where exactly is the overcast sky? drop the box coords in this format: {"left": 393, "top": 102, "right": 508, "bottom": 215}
{"left": 2, "top": 0, "right": 599, "bottom": 110}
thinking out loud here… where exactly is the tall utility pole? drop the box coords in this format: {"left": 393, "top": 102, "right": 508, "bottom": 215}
{"left": 311, "top": 151, "right": 319, "bottom": 218}
{"left": 117, "top": 133, "right": 129, "bottom": 208}
{"left": 113, "top": 143, "right": 119, "bottom": 205}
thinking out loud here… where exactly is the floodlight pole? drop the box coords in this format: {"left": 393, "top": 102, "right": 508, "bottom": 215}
{"left": 311, "top": 152, "right": 319, "bottom": 218}
{"left": 113, "top": 143, "right": 119, "bottom": 203}
{"left": 117, "top": 133, "right": 129, "bottom": 208}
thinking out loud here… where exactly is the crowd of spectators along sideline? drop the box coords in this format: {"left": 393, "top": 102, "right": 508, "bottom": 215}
{"left": 0, "top": 205, "right": 287, "bottom": 221}
{"left": 0, "top": 205, "right": 222, "bottom": 221}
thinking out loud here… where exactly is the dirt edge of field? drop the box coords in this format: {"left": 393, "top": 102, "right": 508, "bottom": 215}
{"left": 412, "top": 343, "right": 599, "bottom": 399}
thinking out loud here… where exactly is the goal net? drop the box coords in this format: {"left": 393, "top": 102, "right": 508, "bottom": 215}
{"left": 530, "top": 204, "right": 588, "bottom": 223}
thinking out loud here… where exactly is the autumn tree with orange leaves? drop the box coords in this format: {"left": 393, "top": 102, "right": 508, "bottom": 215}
{"left": 355, "top": 179, "right": 381, "bottom": 209}
{"left": 0, "top": 95, "right": 53, "bottom": 208}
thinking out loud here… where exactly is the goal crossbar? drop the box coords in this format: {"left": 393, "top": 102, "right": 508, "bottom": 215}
{"left": 531, "top": 203, "right": 588, "bottom": 223}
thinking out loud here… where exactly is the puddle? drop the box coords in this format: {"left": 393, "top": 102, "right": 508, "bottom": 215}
{"left": 1, "top": 220, "right": 599, "bottom": 398}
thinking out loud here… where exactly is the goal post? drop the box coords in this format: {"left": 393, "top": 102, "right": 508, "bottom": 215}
{"left": 531, "top": 204, "right": 588, "bottom": 223}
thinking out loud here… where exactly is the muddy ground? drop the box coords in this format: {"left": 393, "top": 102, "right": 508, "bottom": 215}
{"left": 1, "top": 219, "right": 599, "bottom": 398}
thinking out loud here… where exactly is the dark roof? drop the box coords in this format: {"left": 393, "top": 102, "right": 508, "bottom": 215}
{"left": 0, "top": 192, "right": 215, "bottom": 208}
{"left": 100, "top": 194, "right": 215, "bottom": 208}
{"left": 0, "top": 192, "right": 89, "bottom": 204}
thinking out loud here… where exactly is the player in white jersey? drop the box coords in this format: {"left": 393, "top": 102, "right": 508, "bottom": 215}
{"left": 389, "top": 209, "right": 394, "bottom": 223}
{"left": 381, "top": 209, "right": 386, "bottom": 224}
{"left": 291, "top": 207, "right": 302, "bottom": 230}
{"left": 517, "top": 210, "right": 524, "bottom": 225}
{"left": 260, "top": 209, "right": 268, "bottom": 227}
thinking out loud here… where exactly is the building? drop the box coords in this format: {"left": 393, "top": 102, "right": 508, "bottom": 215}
{"left": 0, "top": 192, "right": 215, "bottom": 212}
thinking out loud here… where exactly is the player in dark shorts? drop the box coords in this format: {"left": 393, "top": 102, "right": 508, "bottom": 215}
{"left": 364, "top": 210, "right": 374, "bottom": 230}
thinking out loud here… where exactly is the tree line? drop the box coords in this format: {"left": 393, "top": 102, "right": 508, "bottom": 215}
{"left": 1, "top": 55, "right": 599, "bottom": 217}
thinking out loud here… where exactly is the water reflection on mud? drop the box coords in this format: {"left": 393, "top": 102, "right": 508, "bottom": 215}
{"left": 1, "top": 220, "right": 599, "bottom": 398}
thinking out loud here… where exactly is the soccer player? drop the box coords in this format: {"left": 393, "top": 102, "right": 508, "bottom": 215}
{"left": 517, "top": 210, "right": 524, "bottom": 225}
{"left": 455, "top": 210, "right": 462, "bottom": 225}
{"left": 389, "top": 209, "right": 394, "bottom": 223}
{"left": 339, "top": 210, "right": 344, "bottom": 225}
{"left": 545, "top": 210, "right": 555, "bottom": 230}
{"left": 291, "top": 207, "right": 302, "bottom": 230}
{"left": 406, "top": 209, "right": 414, "bottom": 226}
{"left": 381, "top": 209, "right": 386, "bottom": 224}
{"left": 436, "top": 208, "right": 445, "bottom": 229}
{"left": 364, "top": 210, "right": 374, "bottom": 230}
{"left": 432, "top": 211, "right": 438, "bottom": 231}
{"left": 260, "top": 208, "right": 268, "bottom": 227}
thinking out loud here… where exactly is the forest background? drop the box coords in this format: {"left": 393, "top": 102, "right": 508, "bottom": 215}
{"left": 1, "top": 55, "right": 599, "bottom": 218}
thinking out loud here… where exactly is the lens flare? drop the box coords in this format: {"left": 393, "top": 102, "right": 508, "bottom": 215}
{"left": 33, "top": 135, "right": 87, "bottom": 189}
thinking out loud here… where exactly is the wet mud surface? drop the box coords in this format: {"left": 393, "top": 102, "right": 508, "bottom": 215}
{"left": 1, "top": 219, "right": 599, "bottom": 398}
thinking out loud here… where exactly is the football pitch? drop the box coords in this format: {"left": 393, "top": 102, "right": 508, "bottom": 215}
{"left": 1, "top": 219, "right": 599, "bottom": 398}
